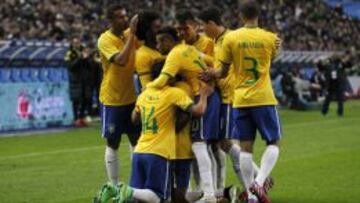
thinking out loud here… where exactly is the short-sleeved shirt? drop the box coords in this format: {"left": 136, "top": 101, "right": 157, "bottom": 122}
{"left": 219, "top": 27, "right": 278, "bottom": 107}
{"left": 160, "top": 43, "right": 208, "bottom": 96}
{"left": 214, "top": 29, "right": 236, "bottom": 104}
{"left": 135, "top": 45, "right": 164, "bottom": 87}
{"left": 97, "top": 29, "right": 136, "bottom": 106}
{"left": 193, "top": 34, "right": 215, "bottom": 66}
{"left": 134, "top": 86, "right": 194, "bottom": 159}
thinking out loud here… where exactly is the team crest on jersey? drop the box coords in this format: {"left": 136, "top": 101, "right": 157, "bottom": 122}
{"left": 108, "top": 123, "right": 116, "bottom": 134}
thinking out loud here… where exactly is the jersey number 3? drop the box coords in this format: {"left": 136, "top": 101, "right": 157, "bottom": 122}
{"left": 141, "top": 106, "right": 159, "bottom": 134}
{"left": 244, "top": 57, "right": 259, "bottom": 85}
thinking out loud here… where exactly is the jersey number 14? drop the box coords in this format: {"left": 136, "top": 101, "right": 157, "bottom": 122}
{"left": 141, "top": 106, "right": 159, "bottom": 134}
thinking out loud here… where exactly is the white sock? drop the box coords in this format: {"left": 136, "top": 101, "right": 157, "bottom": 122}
{"left": 207, "top": 144, "right": 218, "bottom": 191}
{"left": 239, "top": 151, "right": 254, "bottom": 193}
{"left": 255, "top": 145, "right": 280, "bottom": 186}
{"left": 192, "top": 142, "right": 215, "bottom": 195}
{"left": 253, "top": 161, "right": 260, "bottom": 176}
{"left": 228, "top": 144, "right": 244, "bottom": 187}
{"left": 105, "top": 146, "right": 118, "bottom": 185}
{"left": 214, "top": 147, "right": 226, "bottom": 190}
{"left": 133, "top": 188, "right": 161, "bottom": 203}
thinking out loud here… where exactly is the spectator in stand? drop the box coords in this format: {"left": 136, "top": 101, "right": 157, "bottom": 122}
{"left": 1, "top": 0, "right": 360, "bottom": 52}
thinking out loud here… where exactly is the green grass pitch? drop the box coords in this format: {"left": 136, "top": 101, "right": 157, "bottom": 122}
{"left": 1, "top": 101, "right": 360, "bottom": 203}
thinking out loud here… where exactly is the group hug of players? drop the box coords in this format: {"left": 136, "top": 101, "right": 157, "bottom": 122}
{"left": 94, "top": 1, "right": 282, "bottom": 203}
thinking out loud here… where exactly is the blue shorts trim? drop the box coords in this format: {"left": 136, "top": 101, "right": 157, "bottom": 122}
{"left": 100, "top": 103, "right": 141, "bottom": 140}
{"left": 172, "top": 159, "right": 192, "bottom": 189}
{"left": 219, "top": 104, "right": 234, "bottom": 140}
{"left": 191, "top": 91, "right": 221, "bottom": 141}
{"left": 232, "top": 106, "right": 282, "bottom": 143}
{"left": 130, "top": 153, "right": 171, "bottom": 200}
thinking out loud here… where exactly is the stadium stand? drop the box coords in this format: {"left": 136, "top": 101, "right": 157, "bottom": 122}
{"left": 0, "top": 0, "right": 359, "bottom": 132}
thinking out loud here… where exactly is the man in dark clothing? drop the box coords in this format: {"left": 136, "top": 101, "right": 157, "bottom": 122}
{"left": 64, "top": 37, "right": 89, "bottom": 127}
{"left": 322, "top": 55, "right": 350, "bottom": 117}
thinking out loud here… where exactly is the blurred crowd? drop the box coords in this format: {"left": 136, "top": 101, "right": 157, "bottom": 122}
{"left": 1, "top": 0, "right": 360, "bottom": 52}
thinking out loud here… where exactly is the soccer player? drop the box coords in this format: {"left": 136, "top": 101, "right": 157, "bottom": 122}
{"left": 135, "top": 10, "right": 164, "bottom": 88}
{"left": 96, "top": 4, "right": 140, "bottom": 186}
{"left": 174, "top": 9, "right": 220, "bottom": 200}
{"left": 113, "top": 63, "right": 212, "bottom": 203}
{"left": 198, "top": 5, "right": 244, "bottom": 197}
{"left": 147, "top": 26, "right": 220, "bottom": 202}
{"left": 201, "top": 1, "right": 282, "bottom": 203}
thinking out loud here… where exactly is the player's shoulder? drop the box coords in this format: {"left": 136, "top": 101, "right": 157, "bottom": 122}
{"left": 97, "top": 29, "right": 119, "bottom": 47}
{"left": 256, "top": 28, "right": 277, "bottom": 40}
{"left": 169, "top": 43, "right": 194, "bottom": 57}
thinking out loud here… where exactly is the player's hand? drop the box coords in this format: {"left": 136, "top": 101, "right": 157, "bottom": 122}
{"left": 275, "top": 37, "right": 282, "bottom": 50}
{"left": 199, "top": 68, "right": 217, "bottom": 82}
{"left": 199, "top": 83, "right": 214, "bottom": 97}
{"left": 129, "top": 14, "right": 139, "bottom": 35}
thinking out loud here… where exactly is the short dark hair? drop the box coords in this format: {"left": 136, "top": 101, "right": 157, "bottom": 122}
{"left": 151, "top": 60, "right": 165, "bottom": 79}
{"left": 175, "top": 9, "right": 195, "bottom": 24}
{"left": 240, "top": 0, "right": 260, "bottom": 20}
{"left": 198, "top": 6, "right": 222, "bottom": 25}
{"left": 157, "top": 26, "right": 180, "bottom": 42}
{"left": 106, "top": 4, "right": 125, "bottom": 20}
{"left": 136, "top": 9, "right": 162, "bottom": 45}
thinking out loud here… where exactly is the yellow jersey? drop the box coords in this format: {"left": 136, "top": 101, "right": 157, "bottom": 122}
{"left": 219, "top": 27, "right": 278, "bottom": 107}
{"left": 97, "top": 29, "right": 136, "bottom": 106}
{"left": 160, "top": 43, "right": 208, "bottom": 96}
{"left": 214, "top": 29, "right": 236, "bottom": 104}
{"left": 193, "top": 34, "right": 214, "bottom": 66}
{"left": 135, "top": 45, "right": 164, "bottom": 87}
{"left": 134, "top": 86, "right": 194, "bottom": 159}
{"left": 174, "top": 82, "right": 193, "bottom": 160}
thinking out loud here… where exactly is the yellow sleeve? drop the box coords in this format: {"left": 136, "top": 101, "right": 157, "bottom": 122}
{"left": 161, "top": 50, "right": 181, "bottom": 77}
{"left": 172, "top": 88, "right": 194, "bottom": 111}
{"left": 218, "top": 35, "right": 232, "bottom": 65}
{"left": 146, "top": 74, "right": 170, "bottom": 89}
{"left": 97, "top": 35, "right": 119, "bottom": 61}
{"left": 136, "top": 53, "right": 152, "bottom": 87}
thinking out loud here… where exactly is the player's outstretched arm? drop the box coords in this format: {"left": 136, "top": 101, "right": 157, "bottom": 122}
{"left": 190, "top": 84, "right": 213, "bottom": 117}
{"left": 146, "top": 74, "right": 170, "bottom": 89}
{"left": 112, "top": 15, "right": 138, "bottom": 66}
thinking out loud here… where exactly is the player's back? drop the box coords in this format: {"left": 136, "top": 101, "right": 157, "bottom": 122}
{"left": 162, "top": 43, "right": 207, "bottom": 96}
{"left": 221, "top": 27, "right": 278, "bottom": 107}
{"left": 135, "top": 86, "right": 193, "bottom": 159}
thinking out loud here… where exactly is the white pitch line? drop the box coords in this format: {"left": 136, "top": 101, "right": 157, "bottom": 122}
{"left": 0, "top": 146, "right": 103, "bottom": 161}
{"left": 0, "top": 117, "right": 358, "bottom": 161}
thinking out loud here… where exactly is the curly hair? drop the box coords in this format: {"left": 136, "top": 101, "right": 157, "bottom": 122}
{"left": 136, "top": 9, "right": 162, "bottom": 47}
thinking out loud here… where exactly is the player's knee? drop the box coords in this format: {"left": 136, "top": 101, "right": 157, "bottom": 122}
{"left": 106, "top": 138, "right": 120, "bottom": 150}
{"left": 219, "top": 139, "right": 233, "bottom": 152}
{"left": 240, "top": 140, "right": 254, "bottom": 153}
{"left": 266, "top": 139, "right": 280, "bottom": 147}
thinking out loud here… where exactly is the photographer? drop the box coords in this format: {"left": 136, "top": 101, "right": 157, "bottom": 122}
{"left": 64, "top": 38, "right": 92, "bottom": 127}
